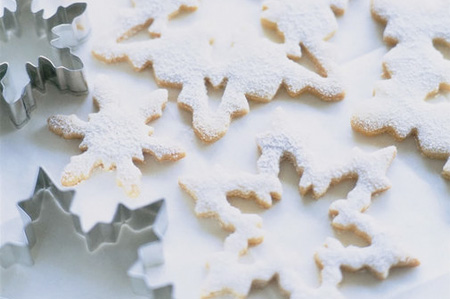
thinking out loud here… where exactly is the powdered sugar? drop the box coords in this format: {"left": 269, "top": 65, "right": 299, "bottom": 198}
{"left": 181, "top": 108, "right": 418, "bottom": 298}
{"left": 93, "top": 0, "right": 346, "bottom": 143}
{"left": 351, "top": 0, "right": 450, "bottom": 179}
{"left": 261, "top": 0, "right": 347, "bottom": 68}
{"left": 48, "top": 75, "right": 185, "bottom": 198}
{"left": 179, "top": 168, "right": 282, "bottom": 255}
{"left": 115, "top": 0, "right": 199, "bottom": 41}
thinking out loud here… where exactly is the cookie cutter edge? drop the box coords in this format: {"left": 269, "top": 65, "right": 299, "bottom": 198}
{"left": 0, "top": 167, "right": 172, "bottom": 297}
{"left": 0, "top": 0, "right": 90, "bottom": 128}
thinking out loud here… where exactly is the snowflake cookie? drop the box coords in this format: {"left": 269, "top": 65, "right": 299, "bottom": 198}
{"left": 179, "top": 168, "right": 282, "bottom": 255}
{"left": 261, "top": 0, "right": 347, "bottom": 72}
{"left": 93, "top": 0, "right": 346, "bottom": 143}
{"left": 351, "top": 0, "right": 450, "bottom": 179}
{"left": 180, "top": 108, "right": 419, "bottom": 298}
{"left": 115, "top": 0, "right": 199, "bottom": 41}
{"left": 48, "top": 75, "right": 185, "bottom": 198}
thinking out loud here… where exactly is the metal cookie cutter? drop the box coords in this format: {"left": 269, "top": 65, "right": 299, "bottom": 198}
{"left": 0, "top": 167, "right": 171, "bottom": 297}
{"left": 128, "top": 202, "right": 173, "bottom": 299}
{"left": 128, "top": 261, "right": 173, "bottom": 299}
{"left": 0, "top": 0, "right": 89, "bottom": 128}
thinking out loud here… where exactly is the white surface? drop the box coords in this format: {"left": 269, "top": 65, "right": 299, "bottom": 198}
{"left": 1, "top": 0, "right": 449, "bottom": 298}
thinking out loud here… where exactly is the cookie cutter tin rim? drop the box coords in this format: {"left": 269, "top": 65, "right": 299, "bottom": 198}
{"left": 0, "top": 167, "right": 172, "bottom": 297}
{"left": 0, "top": 0, "right": 90, "bottom": 129}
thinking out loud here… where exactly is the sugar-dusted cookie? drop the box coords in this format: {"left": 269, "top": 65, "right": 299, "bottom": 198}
{"left": 179, "top": 167, "right": 282, "bottom": 255}
{"left": 94, "top": 31, "right": 344, "bottom": 143}
{"left": 262, "top": 0, "right": 347, "bottom": 71}
{"left": 93, "top": 0, "right": 346, "bottom": 143}
{"left": 48, "top": 75, "right": 185, "bottom": 198}
{"left": 116, "top": 0, "right": 199, "bottom": 41}
{"left": 351, "top": 0, "right": 450, "bottom": 179}
{"left": 181, "top": 108, "right": 418, "bottom": 298}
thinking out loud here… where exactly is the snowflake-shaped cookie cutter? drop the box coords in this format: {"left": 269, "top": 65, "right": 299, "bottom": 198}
{"left": 0, "top": 0, "right": 90, "bottom": 128}
{"left": 0, "top": 167, "right": 171, "bottom": 296}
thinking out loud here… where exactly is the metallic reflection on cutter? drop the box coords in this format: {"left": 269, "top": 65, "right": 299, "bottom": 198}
{"left": 0, "top": 0, "right": 89, "bottom": 128}
{"left": 0, "top": 168, "right": 172, "bottom": 297}
{"left": 127, "top": 201, "right": 173, "bottom": 299}
{"left": 0, "top": 167, "right": 75, "bottom": 267}
{"left": 128, "top": 259, "right": 173, "bottom": 299}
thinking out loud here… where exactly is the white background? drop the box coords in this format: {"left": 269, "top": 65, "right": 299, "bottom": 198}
{"left": 1, "top": 0, "right": 449, "bottom": 298}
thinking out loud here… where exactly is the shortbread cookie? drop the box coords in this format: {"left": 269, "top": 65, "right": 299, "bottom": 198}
{"left": 351, "top": 0, "right": 450, "bottom": 179}
{"left": 183, "top": 35, "right": 345, "bottom": 142}
{"left": 48, "top": 75, "right": 185, "bottom": 198}
{"left": 179, "top": 167, "right": 282, "bottom": 255}
{"left": 181, "top": 108, "right": 418, "bottom": 298}
{"left": 93, "top": 0, "right": 346, "bottom": 143}
{"left": 116, "top": 0, "right": 199, "bottom": 41}
{"left": 262, "top": 0, "right": 347, "bottom": 72}
{"left": 94, "top": 29, "right": 344, "bottom": 143}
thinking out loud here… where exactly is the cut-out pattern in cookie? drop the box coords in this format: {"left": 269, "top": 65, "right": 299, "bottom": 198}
{"left": 116, "top": 0, "right": 199, "bottom": 41}
{"left": 261, "top": 0, "right": 347, "bottom": 71}
{"left": 351, "top": 0, "right": 450, "bottom": 179}
{"left": 48, "top": 75, "right": 185, "bottom": 198}
{"left": 181, "top": 108, "right": 419, "bottom": 298}
{"left": 94, "top": 25, "right": 344, "bottom": 143}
